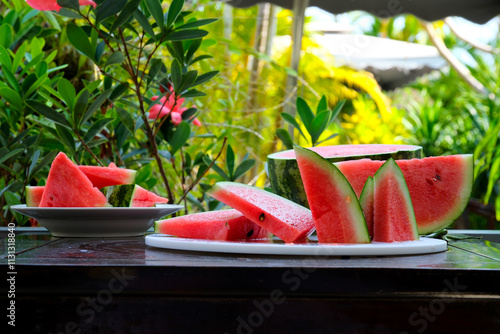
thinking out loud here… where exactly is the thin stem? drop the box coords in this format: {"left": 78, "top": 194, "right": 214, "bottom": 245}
{"left": 75, "top": 130, "right": 104, "bottom": 166}
{"left": 176, "top": 137, "right": 227, "bottom": 204}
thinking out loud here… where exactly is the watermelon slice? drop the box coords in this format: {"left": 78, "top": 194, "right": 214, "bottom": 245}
{"left": 207, "top": 182, "right": 315, "bottom": 243}
{"left": 267, "top": 144, "right": 422, "bottom": 207}
{"left": 155, "top": 209, "right": 271, "bottom": 241}
{"left": 39, "top": 152, "right": 108, "bottom": 207}
{"left": 294, "top": 146, "right": 370, "bottom": 244}
{"left": 335, "top": 155, "right": 473, "bottom": 234}
{"left": 359, "top": 177, "right": 374, "bottom": 239}
{"left": 372, "top": 159, "right": 419, "bottom": 242}
{"left": 26, "top": 186, "right": 45, "bottom": 207}
{"left": 77, "top": 165, "right": 136, "bottom": 189}
{"left": 107, "top": 184, "right": 168, "bottom": 207}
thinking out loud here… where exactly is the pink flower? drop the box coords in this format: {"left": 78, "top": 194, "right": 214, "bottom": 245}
{"left": 148, "top": 93, "right": 188, "bottom": 121}
{"left": 170, "top": 112, "right": 182, "bottom": 125}
{"left": 26, "top": 0, "right": 96, "bottom": 12}
{"left": 192, "top": 117, "right": 202, "bottom": 126}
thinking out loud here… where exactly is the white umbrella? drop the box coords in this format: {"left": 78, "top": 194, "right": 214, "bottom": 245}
{"left": 228, "top": 0, "right": 500, "bottom": 107}
{"left": 319, "top": 33, "right": 447, "bottom": 89}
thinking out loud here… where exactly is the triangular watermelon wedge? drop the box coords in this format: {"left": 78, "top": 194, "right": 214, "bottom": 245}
{"left": 359, "top": 176, "right": 374, "bottom": 239}
{"left": 207, "top": 182, "right": 315, "bottom": 243}
{"left": 77, "top": 165, "right": 136, "bottom": 188}
{"left": 155, "top": 209, "right": 271, "bottom": 241}
{"left": 373, "top": 159, "right": 419, "bottom": 242}
{"left": 39, "top": 152, "right": 108, "bottom": 207}
{"left": 294, "top": 146, "right": 370, "bottom": 244}
{"left": 335, "top": 154, "right": 473, "bottom": 234}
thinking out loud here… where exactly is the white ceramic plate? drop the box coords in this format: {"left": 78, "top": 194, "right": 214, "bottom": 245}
{"left": 11, "top": 204, "right": 183, "bottom": 237}
{"left": 145, "top": 234, "right": 447, "bottom": 256}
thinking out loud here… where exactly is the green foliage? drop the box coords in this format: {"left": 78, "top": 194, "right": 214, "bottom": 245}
{"left": 278, "top": 96, "right": 343, "bottom": 148}
{"left": 0, "top": 0, "right": 222, "bottom": 225}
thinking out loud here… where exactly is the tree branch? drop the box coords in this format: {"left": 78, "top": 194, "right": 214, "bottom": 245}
{"left": 422, "top": 21, "right": 488, "bottom": 95}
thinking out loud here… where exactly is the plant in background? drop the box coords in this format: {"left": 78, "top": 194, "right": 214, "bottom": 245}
{"left": 277, "top": 96, "right": 344, "bottom": 149}
{"left": 1, "top": 0, "right": 222, "bottom": 225}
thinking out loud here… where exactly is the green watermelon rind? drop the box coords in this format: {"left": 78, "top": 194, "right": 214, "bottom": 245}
{"left": 107, "top": 184, "right": 136, "bottom": 207}
{"left": 373, "top": 158, "right": 419, "bottom": 241}
{"left": 268, "top": 144, "right": 423, "bottom": 208}
{"left": 294, "top": 146, "right": 370, "bottom": 243}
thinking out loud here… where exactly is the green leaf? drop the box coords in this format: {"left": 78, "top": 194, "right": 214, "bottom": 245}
{"left": 330, "top": 100, "right": 346, "bottom": 121}
{"left": 185, "top": 38, "right": 202, "bottom": 64}
{"left": 27, "top": 100, "right": 71, "bottom": 129}
{"left": 133, "top": 9, "right": 155, "bottom": 38}
{"left": 296, "top": 97, "right": 315, "bottom": 133}
{"left": 276, "top": 128, "right": 294, "bottom": 150}
{"left": 2, "top": 67, "right": 20, "bottom": 93}
{"left": 66, "top": 23, "right": 95, "bottom": 61}
{"left": 233, "top": 159, "right": 255, "bottom": 181}
{"left": 166, "top": 30, "right": 208, "bottom": 41}
{"left": 110, "top": 83, "right": 130, "bottom": 101}
{"left": 203, "top": 156, "right": 229, "bottom": 180}
{"left": 192, "top": 70, "right": 218, "bottom": 87}
{"left": 0, "top": 148, "right": 24, "bottom": 165}
{"left": 171, "top": 59, "right": 182, "bottom": 91}
{"left": 116, "top": 107, "right": 135, "bottom": 134}
{"left": 178, "top": 70, "right": 198, "bottom": 93}
{"left": 226, "top": 144, "right": 235, "bottom": 178}
{"left": 57, "top": 78, "right": 76, "bottom": 111}
{"left": 28, "top": 151, "right": 58, "bottom": 179}
{"left": 57, "top": 0, "right": 80, "bottom": 11}
{"left": 0, "top": 45, "right": 12, "bottom": 71}
{"left": 281, "top": 112, "right": 306, "bottom": 139}
{"left": 145, "top": 0, "right": 164, "bottom": 31}
{"left": 310, "top": 110, "right": 332, "bottom": 145}
{"left": 0, "top": 23, "right": 13, "bottom": 48}
{"left": 166, "top": 0, "right": 184, "bottom": 29}
{"left": 55, "top": 124, "right": 76, "bottom": 154}
{"left": 316, "top": 133, "right": 338, "bottom": 146}
{"left": 83, "top": 118, "right": 114, "bottom": 143}
{"left": 73, "top": 90, "right": 90, "bottom": 127}
{"left": 81, "top": 89, "right": 112, "bottom": 125}
{"left": 0, "top": 87, "right": 22, "bottom": 111}
{"left": 27, "top": 149, "right": 41, "bottom": 180}
{"left": 176, "top": 18, "right": 218, "bottom": 30}
{"left": 180, "top": 89, "right": 206, "bottom": 98}
{"left": 170, "top": 121, "right": 191, "bottom": 154}
{"left": 105, "top": 51, "right": 125, "bottom": 68}
{"left": 147, "top": 58, "right": 164, "bottom": 84}
{"left": 317, "top": 95, "right": 328, "bottom": 113}
{"left": 96, "top": 0, "right": 128, "bottom": 24}
{"left": 110, "top": 0, "right": 142, "bottom": 32}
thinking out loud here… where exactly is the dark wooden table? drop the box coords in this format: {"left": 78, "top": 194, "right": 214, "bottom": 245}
{"left": 2, "top": 228, "right": 500, "bottom": 334}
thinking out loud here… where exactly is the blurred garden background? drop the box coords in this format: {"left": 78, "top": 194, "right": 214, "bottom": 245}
{"left": 0, "top": 0, "right": 499, "bottom": 229}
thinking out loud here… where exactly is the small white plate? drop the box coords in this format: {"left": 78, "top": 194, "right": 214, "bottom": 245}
{"left": 145, "top": 234, "right": 447, "bottom": 256}
{"left": 11, "top": 204, "right": 183, "bottom": 237}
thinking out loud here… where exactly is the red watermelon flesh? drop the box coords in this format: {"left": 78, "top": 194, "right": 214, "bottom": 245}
{"left": 39, "top": 152, "right": 108, "bottom": 207}
{"left": 26, "top": 186, "right": 45, "bottom": 207}
{"left": 155, "top": 209, "right": 271, "bottom": 241}
{"left": 335, "top": 155, "right": 473, "bottom": 234}
{"left": 77, "top": 165, "right": 136, "bottom": 188}
{"left": 208, "top": 182, "right": 315, "bottom": 243}
{"left": 130, "top": 185, "right": 168, "bottom": 207}
{"left": 359, "top": 177, "right": 374, "bottom": 239}
{"left": 294, "top": 146, "right": 370, "bottom": 244}
{"left": 373, "top": 159, "right": 419, "bottom": 242}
